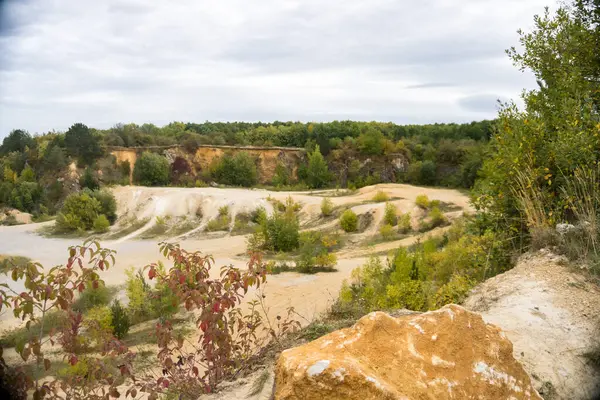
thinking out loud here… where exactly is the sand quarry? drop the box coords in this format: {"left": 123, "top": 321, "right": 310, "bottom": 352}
{"left": 0, "top": 184, "right": 472, "bottom": 328}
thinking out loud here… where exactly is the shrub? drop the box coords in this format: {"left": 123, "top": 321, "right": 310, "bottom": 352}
{"left": 90, "top": 189, "right": 117, "bottom": 224}
{"left": 383, "top": 202, "right": 397, "bottom": 226}
{"left": 84, "top": 306, "right": 113, "bottom": 346}
{"left": 340, "top": 209, "right": 358, "bottom": 232}
{"left": 73, "top": 283, "right": 114, "bottom": 313}
{"left": 93, "top": 215, "right": 110, "bottom": 233}
{"left": 109, "top": 300, "right": 129, "bottom": 339}
{"left": 125, "top": 267, "right": 152, "bottom": 322}
{"left": 432, "top": 275, "right": 474, "bottom": 309}
{"left": 321, "top": 197, "right": 334, "bottom": 217}
{"left": 415, "top": 194, "right": 430, "bottom": 209}
{"left": 133, "top": 152, "right": 170, "bottom": 186}
{"left": 379, "top": 224, "right": 395, "bottom": 239}
{"left": 79, "top": 168, "right": 99, "bottom": 191}
{"left": 429, "top": 206, "right": 447, "bottom": 229}
{"left": 55, "top": 192, "right": 102, "bottom": 232}
{"left": 206, "top": 207, "right": 231, "bottom": 232}
{"left": 398, "top": 212, "right": 412, "bottom": 234}
{"left": 211, "top": 152, "right": 258, "bottom": 187}
{"left": 265, "top": 211, "right": 300, "bottom": 252}
{"left": 372, "top": 191, "right": 389, "bottom": 202}
{"left": 296, "top": 231, "right": 338, "bottom": 273}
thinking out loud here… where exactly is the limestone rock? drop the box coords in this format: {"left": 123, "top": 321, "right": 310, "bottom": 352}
{"left": 275, "top": 305, "right": 541, "bottom": 400}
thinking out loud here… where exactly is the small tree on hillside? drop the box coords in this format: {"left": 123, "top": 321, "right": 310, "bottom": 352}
{"left": 306, "top": 145, "right": 330, "bottom": 189}
{"left": 133, "top": 152, "right": 170, "bottom": 186}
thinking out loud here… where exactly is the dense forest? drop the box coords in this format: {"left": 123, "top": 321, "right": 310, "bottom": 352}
{"left": 0, "top": 120, "right": 493, "bottom": 220}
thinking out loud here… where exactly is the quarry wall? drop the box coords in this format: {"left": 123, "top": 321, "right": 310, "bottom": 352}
{"left": 108, "top": 145, "right": 306, "bottom": 184}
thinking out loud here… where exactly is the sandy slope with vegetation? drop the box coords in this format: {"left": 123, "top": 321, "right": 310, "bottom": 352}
{"left": 0, "top": 184, "right": 468, "bottom": 327}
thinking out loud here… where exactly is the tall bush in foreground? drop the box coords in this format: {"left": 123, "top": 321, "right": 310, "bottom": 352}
{"left": 0, "top": 240, "right": 300, "bottom": 399}
{"left": 133, "top": 152, "right": 170, "bottom": 186}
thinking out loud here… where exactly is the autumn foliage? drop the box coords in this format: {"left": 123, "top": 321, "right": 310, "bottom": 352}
{"left": 0, "top": 241, "right": 299, "bottom": 399}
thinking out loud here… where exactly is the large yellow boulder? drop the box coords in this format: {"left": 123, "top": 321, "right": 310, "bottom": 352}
{"left": 275, "top": 305, "right": 541, "bottom": 399}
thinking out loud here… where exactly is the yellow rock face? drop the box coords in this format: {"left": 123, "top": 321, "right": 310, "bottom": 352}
{"left": 275, "top": 305, "right": 542, "bottom": 400}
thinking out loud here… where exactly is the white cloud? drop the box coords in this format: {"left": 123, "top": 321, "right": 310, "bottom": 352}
{"left": 0, "top": 0, "right": 555, "bottom": 135}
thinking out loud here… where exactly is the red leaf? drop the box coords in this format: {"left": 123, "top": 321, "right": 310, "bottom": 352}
{"left": 99, "top": 260, "right": 104, "bottom": 271}
{"left": 92, "top": 280, "right": 99, "bottom": 289}
{"left": 77, "top": 283, "right": 85, "bottom": 293}
{"left": 69, "top": 355, "right": 78, "bottom": 366}
{"left": 148, "top": 268, "right": 156, "bottom": 280}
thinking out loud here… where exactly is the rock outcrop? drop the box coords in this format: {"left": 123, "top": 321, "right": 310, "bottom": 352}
{"left": 275, "top": 305, "right": 541, "bottom": 400}
{"left": 464, "top": 250, "right": 600, "bottom": 400}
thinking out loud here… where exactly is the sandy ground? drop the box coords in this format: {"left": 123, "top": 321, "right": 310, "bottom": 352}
{"left": 0, "top": 184, "right": 471, "bottom": 327}
{"left": 0, "top": 183, "right": 472, "bottom": 398}
{"left": 464, "top": 250, "right": 600, "bottom": 400}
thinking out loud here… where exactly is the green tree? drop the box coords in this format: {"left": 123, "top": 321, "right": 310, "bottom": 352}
{"left": 18, "top": 165, "right": 35, "bottom": 183}
{"left": 64, "top": 123, "right": 103, "bottom": 166}
{"left": 79, "top": 168, "right": 99, "bottom": 190}
{"left": 0, "top": 129, "right": 35, "bottom": 156}
{"left": 43, "top": 145, "right": 68, "bottom": 171}
{"left": 133, "top": 152, "right": 170, "bottom": 186}
{"left": 211, "top": 152, "right": 258, "bottom": 187}
{"left": 475, "top": 4, "right": 600, "bottom": 233}
{"left": 306, "top": 145, "right": 330, "bottom": 189}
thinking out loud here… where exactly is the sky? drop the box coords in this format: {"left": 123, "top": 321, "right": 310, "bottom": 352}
{"left": 0, "top": 0, "right": 555, "bottom": 136}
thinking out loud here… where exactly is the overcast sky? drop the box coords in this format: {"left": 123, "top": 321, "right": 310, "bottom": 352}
{"left": 0, "top": 0, "right": 555, "bottom": 136}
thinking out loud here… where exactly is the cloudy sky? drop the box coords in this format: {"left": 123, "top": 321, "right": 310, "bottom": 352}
{"left": 0, "top": 0, "right": 555, "bottom": 135}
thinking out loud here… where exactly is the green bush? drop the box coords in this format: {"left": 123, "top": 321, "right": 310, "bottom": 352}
{"left": 90, "top": 189, "right": 117, "bottom": 224}
{"left": 211, "top": 152, "right": 258, "bottom": 187}
{"left": 73, "top": 283, "right": 114, "bottom": 313}
{"left": 415, "top": 194, "right": 430, "bottom": 209}
{"left": 321, "top": 197, "right": 334, "bottom": 217}
{"left": 206, "top": 207, "right": 231, "bottom": 232}
{"left": 340, "top": 209, "right": 358, "bottom": 232}
{"left": 133, "top": 152, "right": 170, "bottom": 186}
{"left": 93, "top": 214, "right": 110, "bottom": 233}
{"left": 296, "top": 231, "right": 339, "bottom": 273}
{"left": 55, "top": 192, "right": 102, "bottom": 232}
{"left": 432, "top": 275, "right": 474, "bottom": 309}
{"left": 84, "top": 306, "right": 113, "bottom": 345}
{"left": 398, "top": 212, "right": 412, "bottom": 234}
{"left": 429, "top": 206, "right": 447, "bottom": 229}
{"left": 265, "top": 211, "right": 300, "bottom": 252}
{"left": 79, "top": 167, "right": 99, "bottom": 190}
{"left": 372, "top": 191, "right": 389, "bottom": 202}
{"left": 248, "top": 203, "right": 300, "bottom": 252}
{"left": 383, "top": 202, "right": 397, "bottom": 226}
{"left": 379, "top": 224, "right": 395, "bottom": 239}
